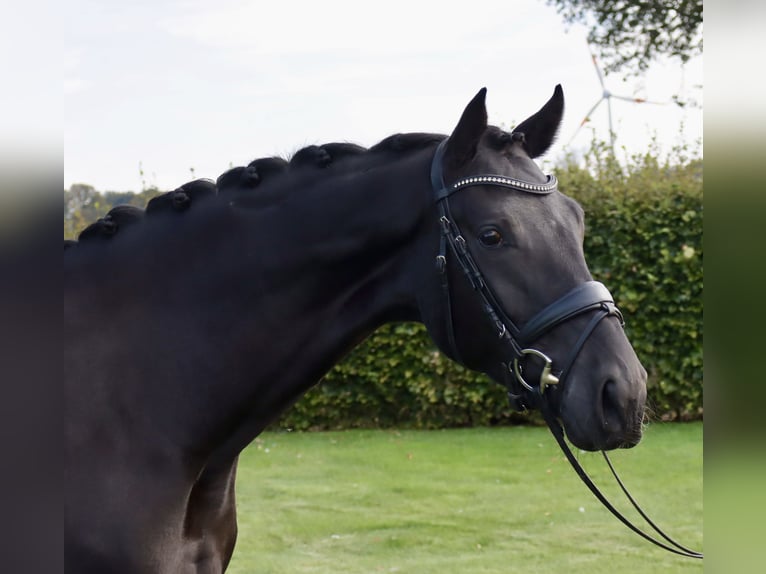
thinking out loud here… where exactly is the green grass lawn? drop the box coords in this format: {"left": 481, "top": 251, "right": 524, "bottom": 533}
{"left": 228, "top": 423, "right": 702, "bottom": 573}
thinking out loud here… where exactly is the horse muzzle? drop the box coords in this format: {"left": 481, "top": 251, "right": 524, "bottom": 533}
{"left": 559, "top": 358, "right": 648, "bottom": 451}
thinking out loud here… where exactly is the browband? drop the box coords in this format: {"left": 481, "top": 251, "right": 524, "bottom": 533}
{"left": 430, "top": 139, "right": 558, "bottom": 200}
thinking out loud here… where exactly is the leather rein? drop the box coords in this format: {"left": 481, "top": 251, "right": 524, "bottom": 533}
{"left": 430, "top": 139, "right": 702, "bottom": 559}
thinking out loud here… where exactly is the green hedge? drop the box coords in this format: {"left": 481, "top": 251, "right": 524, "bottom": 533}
{"left": 276, "top": 149, "right": 703, "bottom": 430}
{"left": 563, "top": 151, "right": 703, "bottom": 420}
{"left": 276, "top": 323, "right": 526, "bottom": 431}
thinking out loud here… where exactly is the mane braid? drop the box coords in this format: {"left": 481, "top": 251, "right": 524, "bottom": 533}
{"left": 289, "top": 145, "right": 332, "bottom": 169}
{"left": 369, "top": 133, "right": 444, "bottom": 154}
{"left": 77, "top": 204, "right": 145, "bottom": 244}
{"left": 146, "top": 179, "right": 216, "bottom": 214}
{"left": 318, "top": 142, "right": 366, "bottom": 161}
{"left": 287, "top": 142, "right": 368, "bottom": 170}
{"left": 247, "top": 157, "right": 288, "bottom": 177}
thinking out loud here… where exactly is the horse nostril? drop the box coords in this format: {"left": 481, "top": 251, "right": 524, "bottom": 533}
{"left": 601, "top": 377, "right": 645, "bottom": 448}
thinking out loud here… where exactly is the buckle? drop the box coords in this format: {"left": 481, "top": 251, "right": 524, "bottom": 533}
{"left": 511, "top": 349, "right": 560, "bottom": 394}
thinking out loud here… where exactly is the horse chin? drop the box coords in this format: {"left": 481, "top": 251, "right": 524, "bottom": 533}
{"left": 562, "top": 420, "right": 644, "bottom": 452}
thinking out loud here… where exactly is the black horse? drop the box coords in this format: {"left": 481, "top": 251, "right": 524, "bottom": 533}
{"left": 65, "top": 86, "right": 647, "bottom": 572}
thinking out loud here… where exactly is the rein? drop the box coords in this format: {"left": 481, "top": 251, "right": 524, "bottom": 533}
{"left": 429, "top": 139, "right": 702, "bottom": 559}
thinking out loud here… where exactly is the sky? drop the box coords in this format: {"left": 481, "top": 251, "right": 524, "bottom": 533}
{"left": 64, "top": 0, "right": 703, "bottom": 192}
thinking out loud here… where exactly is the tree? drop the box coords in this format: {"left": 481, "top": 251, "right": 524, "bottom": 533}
{"left": 65, "top": 184, "right": 99, "bottom": 239}
{"left": 548, "top": 0, "right": 703, "bottom": 74}
{"left": 64, "top": 185, "right": 163, "bottom": 240}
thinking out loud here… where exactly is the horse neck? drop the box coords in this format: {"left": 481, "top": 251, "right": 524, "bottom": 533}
{"left": 123, "top": 149, "right": 434, "bottom": 463}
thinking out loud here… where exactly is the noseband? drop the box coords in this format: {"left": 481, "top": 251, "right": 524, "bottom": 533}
{"left": 429, "top": 138, "right": 702, "bottom": 559}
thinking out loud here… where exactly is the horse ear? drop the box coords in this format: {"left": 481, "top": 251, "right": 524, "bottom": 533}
{"left": 511, "top": 84, "right": 564, "bottom": 159}
{"left": 445, "top": 87, "right": 488, "bottom": 168}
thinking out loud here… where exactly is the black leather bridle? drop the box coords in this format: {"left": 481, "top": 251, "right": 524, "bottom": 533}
{"left": 431, "top": 139, "right": 623, "bottom": 407}
{"left": 430, "top": 138, "right": 703, "bottom": 559}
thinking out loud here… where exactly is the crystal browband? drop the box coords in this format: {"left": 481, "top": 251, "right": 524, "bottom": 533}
{"left": 451, "top": 174, "right": 558, "bottom": 194}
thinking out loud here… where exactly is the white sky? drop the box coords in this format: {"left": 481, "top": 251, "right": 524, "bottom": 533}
{"left": 64, "top": 0, "right": 703, "bottom": 192}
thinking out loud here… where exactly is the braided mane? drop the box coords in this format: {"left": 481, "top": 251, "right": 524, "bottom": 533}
{"left": 66, "top": 133, "right": 446, "bottom": 249}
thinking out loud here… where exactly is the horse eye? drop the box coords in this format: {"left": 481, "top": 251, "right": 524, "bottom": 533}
{"left": 479, "top": 228, "right": 503, "bottom": 247}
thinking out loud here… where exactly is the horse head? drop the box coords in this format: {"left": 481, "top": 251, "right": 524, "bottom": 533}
{"left": 419, "top": 86, "right": 647, "bottom": 451}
